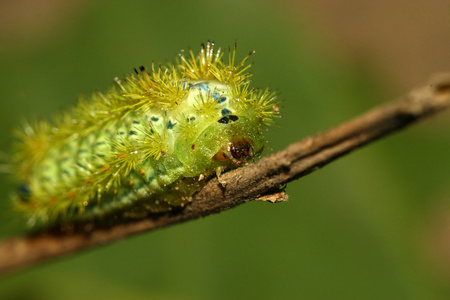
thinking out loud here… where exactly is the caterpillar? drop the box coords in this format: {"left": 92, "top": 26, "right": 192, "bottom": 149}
{"left": 10, "top": 42, "right": 279, "bottom": 228}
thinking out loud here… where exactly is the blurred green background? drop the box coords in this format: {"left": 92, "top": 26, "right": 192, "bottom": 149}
{"left": 0, "top": 0, "right": 449, "bottom": 299}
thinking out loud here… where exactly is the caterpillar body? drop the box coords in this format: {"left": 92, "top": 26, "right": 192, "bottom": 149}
{"left": 11, "top": 42, "right": 279, "bottom": 227}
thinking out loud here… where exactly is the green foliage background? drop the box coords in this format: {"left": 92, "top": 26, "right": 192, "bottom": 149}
{"left": 0, "top": 1, "right": 449, "bottom": 299}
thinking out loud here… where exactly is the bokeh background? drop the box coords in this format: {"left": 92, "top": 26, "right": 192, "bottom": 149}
{"left": 0, "top": 0, "right": 449, "bottom": 299}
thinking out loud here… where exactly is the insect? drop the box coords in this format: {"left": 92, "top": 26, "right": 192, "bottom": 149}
{"left": 11, "top": 42, "right": 279, "bottom": 227}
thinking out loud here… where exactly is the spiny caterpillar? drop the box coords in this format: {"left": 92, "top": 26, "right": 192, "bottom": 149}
{"left": 11, "top": 42, "right": 279, "bottom": 227}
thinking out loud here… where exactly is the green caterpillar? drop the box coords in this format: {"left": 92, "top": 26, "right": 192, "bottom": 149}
{"left": 11, "top": 42, "right": 279, "bottom": 227}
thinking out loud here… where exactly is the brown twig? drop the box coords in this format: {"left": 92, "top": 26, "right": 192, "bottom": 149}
{"left": 0, "top": 73, "right": 449, "bottom": 276}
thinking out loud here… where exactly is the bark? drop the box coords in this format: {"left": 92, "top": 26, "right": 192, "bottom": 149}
{"left": 0, "top": 73, "right": 449, "bottom": 276}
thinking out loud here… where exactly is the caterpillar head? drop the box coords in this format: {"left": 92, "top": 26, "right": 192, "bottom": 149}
{"left": 175, "top": 114, "right": 265, "bottom": 177}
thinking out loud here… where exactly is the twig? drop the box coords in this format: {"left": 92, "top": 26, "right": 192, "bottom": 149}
{"left": 0, "top": 73, "right": 449, "bottom": 276}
